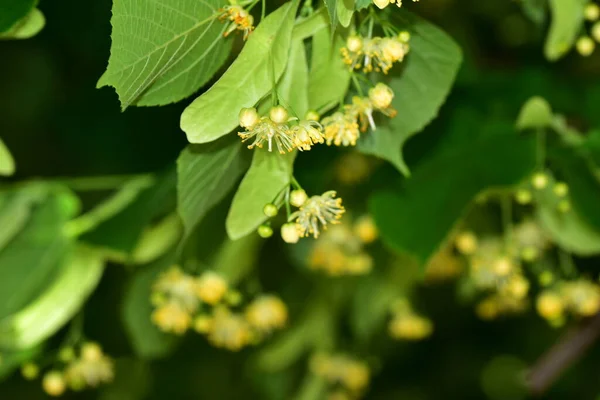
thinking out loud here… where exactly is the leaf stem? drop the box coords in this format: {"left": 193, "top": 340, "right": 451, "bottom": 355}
{"left": 351, "top": 73, "right": 365, "bottom": 97}
{"left": 501, "top": 195, "right": 513, "bottom": 251}
{"left": 536, "top": 127, "right": 547, "bottom": 169}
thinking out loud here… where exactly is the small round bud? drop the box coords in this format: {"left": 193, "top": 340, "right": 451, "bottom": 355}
{"left": 536, "top": 292, "right": 564, "bottom": 321}
{"left": 531, "top": 172, "right": 548, "bottom": 190}
{"left": 553, "top": 182, "right": 569, "bottom": 197}
{"left": 81, "top": 342, "right": 103, "bottom": 362}
{"left": 558, "top": 199, "right": 571, "bottom": 213}
{"left": 239, "top": 107, "right": 259, "bottom": 129}
{"left": 346, "top": 35, "right": 363, "bottom": 52}
{"left": 369, "top": 83, "right": 394, "bottom": 110}
{"left": 515, "top": 189, "right": 532, "bottom": 204}
{"left": 592, "top": 22, "right": 600, "bottom": 42}
{"left": 281, "top": 223, "right": 300, "bottom": 243}
{"left": 257, "top": 224, "right": 273, "bottom": 238}
{"left": 493, "top": 257, "right": 513, "bottom": 276}
{"left": 225, "top": 290, "right": 243, "bottom": 306}
{"left": 576, "top": 36, "right": 595, "bottom": 57}
{"left": 269, "top": 106, "right": 289, "bottom": 124}
{"left": 57, "top": 347, "right": 75, "bottom": 363}
{"left": 455, "top": 231, "right": 478, "bottom": 255}
{"left": 398, "top": 31, "right": 411, "bottom": 43}
{"left": 290, "top": 189, "right": 308, "bottom": 207}
{"left": 263, "top": 203, "right": 278, "bottom": 217}
{"left": 21, "top": 362, "right": 39, "bottom": 380}
{"left": 305, "top": 110, "right": 320, "bottom": 122}
{"left": 193, "top": 315, "right": 213, "bottom": 334}
{"left": 539, "top": 271, "right": 554, "bottom": 286}
{"left": 585, "top": 3, "right": 600, "bottom": 21}
{"left": 42, "top": 371, "right": 66, "bottom": 397}
{"left": 373, "top": 0, "right": 390, "bottom": 9}
{"left": 354, "top": 215, "right": 378, "bottom": 244}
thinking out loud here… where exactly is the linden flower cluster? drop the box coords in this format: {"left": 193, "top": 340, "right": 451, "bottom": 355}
{"left": 536, "top": 279, "right": 600, "bottom": 325}
{"left": 341, "top": 33, "right": 410, "bottom": 74}
{"left": 575, "top": 1, "right": 600, "bottom": 56}
{"left": 322, "top": 84, "right": 397, "bottom": 147}
{"left": 308, "top": 216, "right": 377, "bottom": 276}
{"left": 373, "top": 0, "right": 419, "bottom": 9}
{"left": 514, "top": 172, "right": 571, "bottom": 213}
{"left": 388, "top": 298, "right": 433, "bottom": 341}
{"left": 310, "top": 353, "right": 371, "bottom": 399}
{"left": 218, "top": 1, "right": 254, "bottom": 40}
{"left": 238, "top": 106, "right": 324, "bottom": 153}
{"left": 21, "top": 342, "right": 114, "bottom": 397}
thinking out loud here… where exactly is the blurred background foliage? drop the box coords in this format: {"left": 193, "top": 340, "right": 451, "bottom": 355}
{"left": 1, "top": 0, "right": 600, "bottom": 399}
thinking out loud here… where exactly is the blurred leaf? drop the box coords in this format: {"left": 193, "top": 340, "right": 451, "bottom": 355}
{"left": 519, "top": 0, "right": 548, "bottom": 26}
{"left": 516, "top": 96, "right": 554, "bottom": 131}
{"left": 97, "top": 0, "right": 232, "bottom": 109}
{"left": 99, "top": 358, "right": 151, "bottom": 400}
{"left": 355, "top": 0, "right": 371, "bottom": 11}
{"left": 0, "top": 188, "right": 79, "bottom": 320}
{"left": 323, "top": 0, "right": 338, "bottom": 30}
{"left": 295, "top": 374, "right": 327, "bottom": 400}
{"left": 538, "top": 205, "right": 600, "bottom": 256}
{"left": 581, "top": 130, "right": 600, "bottom": 166}
{"left": 177, "top": 138, "right": 247, "bottom": 240}
{"left": 82, "top": 169, "right": 176, "bottom": 255}
{"left": 351, "top": 274, "right": 398, "bottom": 341}
{"left": 0, "top": 246, "right": 104, "bottom": 350}
{"left": 122, "top": 251, "right": 180, "bottom": 359}
{"left": 370, "top": 124, "right": 537, "bottom": 265}
{"left": 357, "top": 12, "right": 462, "bottom": 176}
{"left": 544, "top": 0, "right": 586, "bottom": 61}
{"left": 0, "top": 0, "right": 35, "bottom": 33}
{"left": 131, "top": 213, "right": 182, "bottom": 264}
{"left": 0, "top": 8, "right": 44, "bottom": 40}
{"left": 308, "top": 25, "right": 351, "bottom": 113}
{"left": 336, "top": 0, "right": 354, "bottom": 27}
{"left": 0, "top": 184, "right": 48, "bottom": 253}
{"left": 212, "top": 235, "right": 262, "bottom": 285}
{"left": 226, "top": 151, "right": 296, "bottom": 240}
{"left": 0, "top": 137, "right": 15, "bottom": 176}
{"left": 0, "top": 345, "right": 41, "bottom": 381}
{"left": 180, "top": 0, "right": 300, "bottom": 144}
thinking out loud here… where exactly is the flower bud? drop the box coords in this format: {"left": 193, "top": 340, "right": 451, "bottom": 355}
{"left": 305, "top": 110, "right": 320, "bottom": 122}
{"left": 290, "top": 189, "right": 308, "bottom": 207}
{"left": 576, "top": 36, "right": 595, "bottom": 57}
{"left": 531, "top": 172, "right": 548, "bottom": 190}
{"left": 257, "top": 224, "right": 273, "bottom": 238}
{"left": 398, "top": 30, "right": 411, "bottom": 43}
{"left": 21, "top": 363, "right": 39, "bottom": 380}
{"left": 81, "top": 342, "right": 103, "bottom": 362}
{"left": 43, "top": 371, "right": 66, "bottom": 397}
{"left": 553, "top": 182, "right": 569, "bottom": 197}
{"left": 515, "top": 189, "right": 532, "bottom": 204}
{"left": 592, "top": 22, "right": 600, "bottom": 42}
{"left": 269, "top": 106, "right": 289, "bottom": 124}
{"left": 369, "top": 83, "right": 394, "bottom": 110}
{"left": 263, "top": 203, "right": 278, "bottom": 217}
{"left": 373, "top": 0, "right": 390, "bottom": 9}
{"left": 346, "top": 35, "right": 363, "bottom": 52}
{"left": 239, "top": 107, "right": 259, "bottom": 129}
{"left": 585, "top": 3, "right": 600, "bottom": 21}
{"left": 281, "top": 223, "right": 299, "bottom": 243}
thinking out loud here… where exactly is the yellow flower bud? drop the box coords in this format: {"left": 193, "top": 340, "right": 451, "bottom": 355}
{"left": 515, "top": 189, "right": 532, "bottom": 204}
{"left": 281, "top": 223, "right": 299, "bottom": 243}
{"left": 354, "top": 215, "right": 378, "bottom": 243}
{"left": 536, "top": 292, "right": 564, "bottom": 321}
{"left": 196, "top": 271, "right": 228, "bottom": 305}
{"left": 576, "top": 36, "right": 595, "bottom": 56}
{"left": 81, "top": 342, "right": 103, "bottom": 362}
{"left": 558, "top": 199, "right": 571, "bottom": 213}
{"left": 263, "top": 203, "right": 278, "bottom": 217}
{"left": 269, "top": 106, "right": 289, "bottom": 124}
{"left": 531, "top": 172, "right": 548, "bottom": 190}
{"left": 585, "top": 3, "right": 600, "bottom": 21}
{"left": 369, "top": 83, "right": 394, "bottom": 110}
{"left": 239, "top": 107, "right": 259, "bottom": 129}
{"left": 398, "top": 30, "right": 411, "bottom": 43}
{"left": 592, "top": 22, "right": 600, "bottom": 42}
{"left": 43, "top": 371, "right": 66, "bottom": 397}
{"left": 290, "top": 189, "right": 308, "bottom": 207}
{"left": 257, "top": 224, "right": 273, "bottom": 238}
{"left": 493, "top": 257, "right": 514, "bottom": 276}
{"left": 553, "top": 182, "right": 569, "bottom": 197}
{"left": 455, "top": 231, "right": 478, "bottom": 255}
{"left": 305, "top": 110, "right": 320, "bottom": 122}
{"left": 373, "top": 0, "right": 390, "bottom": 9}
{"left": 193, "top": 315, "right": 213, "bottom": 333}
{"left": 21, "top": 362, "right": 39, "bottom": 380}
{"left": 346, "top": 35, "right": 363, "bottom": 52}
{"left": 389, "top": 314, "right": 433, "bottom": 340}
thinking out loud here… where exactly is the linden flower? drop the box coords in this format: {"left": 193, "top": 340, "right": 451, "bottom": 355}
{"left": 389, "top": 313, "right": 433, "bottom": 340}
{"left": 562, "top": 280, "right": 600, "bottom": 316}
{"left": 152, "top": 301, "right": 192, "bottom": 334}
{"left": 207, "top": 308, "right": 252, "bottom": 351}
{"left": 536, "top": 291, "right": 565, "bottom": 321}
{"left": 195, "top": 271, "right": 228, "bottom": 305}
{"left": 295, "top": 191, "right": 345, "bottom": 238}
{"left": 369, "top": 83, "right": 394, "bottom": 110}
{"left": 291, "top": 120, "right": 325, "bottom": 151}
{"left": 64, "top": 343, "right": 114, "bottom": 388}
{"left": 374, "top": 0, "right": 419, "bottom": 8}
{"left": 153, "top": 266, "right": 199, "bottom": 312}
{"left": 42, "top": 371, "right": 66, "bottom": 397}
{"left": 353, "top": 215, "right": 378, "bottom": 243}
{"left": 313, "top": 354, "right": 370, "bottom": 393}
{"left": 245, "top": 295, "right": 288, "bottom": 332}
{"left": 238, "top": 108, "right": 295, "bottom": 153}
{"left": 219, "top": 3, "right": 254, "bottom": 40}
{"left": 322, "top": 111, "right": 360, "bottom": 146}
{"left": 347, "top": 96, "right": 396, "bottom": 133}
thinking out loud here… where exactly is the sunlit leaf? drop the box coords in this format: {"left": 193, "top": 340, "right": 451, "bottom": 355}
{"left": 131, "top": 213, "right": 182, "bottom": 264}
{"left": 0, "top": 8, "right": 44, "bottom": 40}
{"left": 0, "top": 0, "right": 35, "bottom": 33}
{"left": 544, "top": 0, "right": 586, "bottom": 61}
{"left": 0, "top": 137, "right": 15, "bottom": 176}
{"left": 516, "top": 96, "right": 554, "bottom": 131}
{"left": 336, "top": 0, "right": 354, "bottom": 27}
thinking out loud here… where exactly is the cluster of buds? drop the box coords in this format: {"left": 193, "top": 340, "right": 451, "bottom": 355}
{"left": 537, "top": 279, "right": 600, "bottom": 325}
{"left": 150, "top": 266, "right": 287, "bottom": 351}
{"left": 21, "top": 342, "right": 114, "bottom": 397}
{"left": 372, "top": 0, "right": 419, "bottom": 9}
{"left": 514, "top": 172, "right": 571, "bottom": 213}
{"left": 238, "top": 107, "right": 324, "bottom": 153}
{"left": 308, "top": 216, "right": 377, "bottom": 276}
{"left": 388, "top": 298, "right": 433, "bottom": 340}
{"left": 219, "top": 1, "right": 254, "bottom": 40}
{"left": 310, "top": 353, "right": 370, "bottom": 399}
{"left": 341, "top": 33, "right": 410, "bottom": 74}
{"left": 575, "top": 2, "right": 600, "bottom": 56}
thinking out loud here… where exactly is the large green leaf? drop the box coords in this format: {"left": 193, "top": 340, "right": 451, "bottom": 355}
{"left": 0, "top": 246, "right": 104, "bottom": 350}
{"left": 0, "top": 8, "right": 44, "bottom": 40}
{"left": 0, "top": 0, "right": 35, "bottom": 33}
{"left": 279, "top": 39, "right": 310, "bottom": 117}
{"left": 0, "top": 184, "right": 48, "bottom": 253}
{"left": 0, "top": 137, "right": 15, "bottom": 176}
{"left": 0, "top": 188, "right": 79, "bottom": 320}
{"left": 357, "top": 12, "right": 462, "bottom": 176}
{"left": 177, "top": 138, "right": 248, "bottom": 239}
{"left": 97, "top": 0, "right": 232, "bottom": 109}
{"left": 538, "top": 205, "right": 600, "bottom": 256}
{"left": 180, "top": 0, "right": 300, "bottom": 144}
{"left": 515, "top": 96, "right": 554, "bottom": 131}
{"left": 336, "top": 0, "right": 353, "bottom": 27}
{"left": 122, "top": 251, "right": 180, "bottom": 359}
{"left": 544, "top": 0, "right": 586, "bottom": 61}
{"left": 369, "top": 123, "right": 537, "bottom": 265}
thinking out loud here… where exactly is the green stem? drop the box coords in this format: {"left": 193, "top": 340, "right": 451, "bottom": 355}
{"left": 536, "top": 128, "right": 547, "bottom": 169}
{"left": 261, "top": 0, "right": 266, "bottom": 20}
{"left": 285, "top": 186, "right": 292, "bottom": 220}
{"left": 558, "top": 249, "right": 577, "bottom": 279}
{"left": 501, "top": 195, "right": 513, "bottom": 251}
{"left": 351, "top": 73, "right": 364, "bottom": 97}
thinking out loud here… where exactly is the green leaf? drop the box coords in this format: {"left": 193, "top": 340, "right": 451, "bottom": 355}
{"left": 0, "top": 137, "right": 15, "bottom": 176}
{"left": 122, "top": 251, "right": 180, "bottom": 359}
{"left": 0, "top": 184, "right": 48, "bottom": 253}
{"left": 516, "top": 96, "right": 554, "bottom": 131}
{"left": 581, "top": 130, "right": 600, "bottom": 167}
{"left": 519, "top": 0, "right": 548, "bottom": 26}
{"left": 369, "top": 123, "right": 537, "bottom": 265}
{"left": 0, "top": 8, "right": 44, "bottom": 40}
{"left": 97, "top": 0, "right": 232, "bottom": 109}
{"left": 279, "top": 39, "right": 310, "bottom": 117}
{"left": 544, "top": 0, "right": 586, "bottom": 61}
{"left": 336, "top": 0, "right": 354, "bottom": 27}
{"left": 292, "top": 8, "right": 329, "bottom": 41}
{"left": 0, "top": 0, "right": 35, "bottom": 33}
{"left": 355, "top": 0, "right": 372, "bottom": 11}
{"left": 211, "top": 235, "right": 261, "bottom": 285}
{"left": 226, "top": 150, "right": 296, "bottom": 239}
{"left": 180, "top": 0, "right": 300, "bottom": 144}
{"left": 0, "top": 246, "right": 104, "bottom": 350}
{"left": 98, "top": 358, "right": 151, "bottom": 400}
{"left": 177, "top": 138, "right": 248, "bottom": 239}
{"left": 323, "top": 0, "right": 338, "bottom": 29}
{"left": 357, "top": 12, "right": 462, "bottom": 175}
{"left": 538, "top": 205, "right": 600, "bottom": 256}
{"left": 131, "top": 213, "right": 182, "bottom": 264}
{"left": 308, "top": 24, "right": 351, "bottom": 112}
{"left": 0, "top": 188, "right": 79, "bottom": 320}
